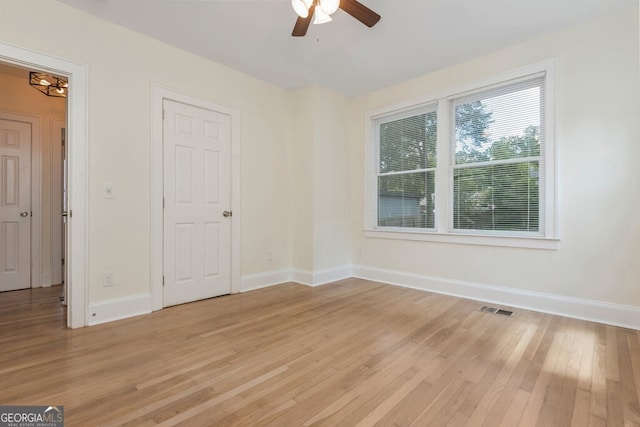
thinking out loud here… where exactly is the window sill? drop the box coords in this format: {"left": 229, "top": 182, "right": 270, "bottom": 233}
{"left": 363, "top": 229, "right": 560, "bottom": 250}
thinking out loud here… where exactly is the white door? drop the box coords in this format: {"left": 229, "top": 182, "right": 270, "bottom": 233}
{"left": 0, "top": 118, "right": 32, "bottom": 292}
{"left": 163, "top": 100, "right": 232, "bottom": 307}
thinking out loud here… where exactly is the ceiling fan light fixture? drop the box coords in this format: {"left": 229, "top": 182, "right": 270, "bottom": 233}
{"left": 319, "top": 0, "right": 340, "bottom": 15}
{"left": 292, "top": 0, "right": 312, "bottom": 18}
{"left": 313, "top": 7, "right": 332, "bottom": 24}
{"left": 291, "top": 0, "right": 380, "bottom": 37}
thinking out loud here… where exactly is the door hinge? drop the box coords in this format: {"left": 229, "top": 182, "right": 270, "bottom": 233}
{"left": 163, "top": 197, "right": 165, "bottom": 208}
{"left": 162, "top": 276, "right": 165, "bottom": 286}
{"left": 61, "top": 258, "right": 65, "bottom": 266}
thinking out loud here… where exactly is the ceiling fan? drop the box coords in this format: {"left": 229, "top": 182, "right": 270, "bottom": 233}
{"left": 291, "top": 0, "right": 381, "bottom": 37}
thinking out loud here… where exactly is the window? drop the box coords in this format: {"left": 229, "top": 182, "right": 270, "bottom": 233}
{"left": 452, "top": 77, "right": 544, "bottom": 235}
{"left": 376, "top": 107, "right": 437, "bottom": 229}
{"left": 367, "top": 62, "right": 556, "bottom": 247}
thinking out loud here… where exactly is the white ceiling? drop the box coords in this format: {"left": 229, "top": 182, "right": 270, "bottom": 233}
{"left": 56, "top": 0, "right": 637, "bottom": 96}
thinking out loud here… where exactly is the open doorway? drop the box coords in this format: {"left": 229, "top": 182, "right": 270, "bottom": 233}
{"left": 0, "top": 61, "right": 67, "bottom": 315}
{"left": 0, "top": 42, "right": 88, "bottom": 328}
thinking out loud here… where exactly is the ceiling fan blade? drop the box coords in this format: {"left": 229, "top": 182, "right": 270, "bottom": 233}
{"left": 292, "top": 4, "right": 315, "bottom": 37}
{"left": 339, "top": 0, "right": 380, "bottom": 27}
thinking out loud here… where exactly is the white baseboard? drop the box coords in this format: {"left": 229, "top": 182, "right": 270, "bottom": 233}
{"left": 242, "top": 266, "right": 353, "bottom": 288}
{"left": 291, "top": 269, "right": 313, "bottom": 286}
{"left": 353, "top": 265, "right": 640, "bottom": 330}
{"left": 85, "top": 265, "right": 639, "bottom": 330}
{"left": 240, "top": 269, "right": 293, "bottom": 292}
{"left": 293, "top": 265, "right": 353, "bottom": 287}
{"left": 88, "top": 293, "right": 152, "bottom": 326}
{"left": 241, "top": 265, "right": 353, "bottom": 290}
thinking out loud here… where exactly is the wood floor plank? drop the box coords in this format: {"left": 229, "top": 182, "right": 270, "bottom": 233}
{"left": 0, "top": 281, "right": 638, "bottom": 426}
{"left": 628, "top": 330, "right": 640, "bottom": 422}
{"left": 578, "top": 322, "right": 596, "bottom": 392}
{"left": 618, "top": 329, "right": 640, "bottom": 424}
{"left": 571, "top": 388, "right": 592, "bottom": 427}
{"left": 607, "top": 324, "right": 621, "bottom": 381}
{"left": 588, "top": 414, "right": 606, "bottom": 427}
{"left": 606, "top": 378, "right": 625, "bottom": 426}
{"left": 535, "top": 317, "right": 576, "bottom": 426}
{"left": 590, "top": 323, "right": 608, "bottom": 420}
{"left": 498, "top": 389, "right": 530, "bottom": 427}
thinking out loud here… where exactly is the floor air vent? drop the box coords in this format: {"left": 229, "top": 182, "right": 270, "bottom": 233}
{"left": 480, "top": 306, "right": 514, "bottom": 316}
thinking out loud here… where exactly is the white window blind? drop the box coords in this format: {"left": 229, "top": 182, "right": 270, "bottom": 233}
{"left": 376, "top": 106, "right": 437, "bottom": 229}
{"left": 451, "top": 76, "right": 545, "bottom": 235}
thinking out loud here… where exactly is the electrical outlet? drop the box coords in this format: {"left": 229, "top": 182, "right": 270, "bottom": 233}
{"left": 103, "top": 271, "right": 114, "bottom": 287}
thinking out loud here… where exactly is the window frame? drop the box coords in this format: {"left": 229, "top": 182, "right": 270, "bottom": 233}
{"left": 364, "top": 60, "right": 558, "bottom": 249}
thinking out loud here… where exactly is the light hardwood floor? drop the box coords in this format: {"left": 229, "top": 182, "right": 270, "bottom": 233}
{"left": 1, "top": 279, "right": 639, "bottom": 426}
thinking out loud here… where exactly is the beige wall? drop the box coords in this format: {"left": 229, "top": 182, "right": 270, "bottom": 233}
{"left": 0, "top": 0, "right": 295, "bottom": 303}
{"left": 311, "top": 86, "right": 350, "bottom": 272}
{"left": 291, "top": 85, "right": 351, "bottom": 278}
{"left": 291, "top": 86, "right": 315, "bottom": 273}
{"left": 348, "top": 8, "right": 640, "bottom": 308}
{"left": 0, "top": 65, "right": 66, "bottom": 287}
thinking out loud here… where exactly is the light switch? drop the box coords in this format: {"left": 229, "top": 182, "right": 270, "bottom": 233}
{"left": 104, "top": 183, "right": 114, "bottom": 199}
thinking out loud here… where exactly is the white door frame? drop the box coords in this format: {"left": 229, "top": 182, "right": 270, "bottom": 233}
{"left": 150, "top": 85, "right": 241, "bottom": 311}
{"left": 0, "top": 42, "right": 88, "bottom": 328}
{"left": 50, "top": 118, "right": 66, "bottom": 287}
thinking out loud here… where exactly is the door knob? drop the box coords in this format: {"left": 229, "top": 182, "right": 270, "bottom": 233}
{"left": 20, "top": 211, "right": 29, "bottom": 217}
{"left": 223, "top": 210, "right": 232, "bottom": 218}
